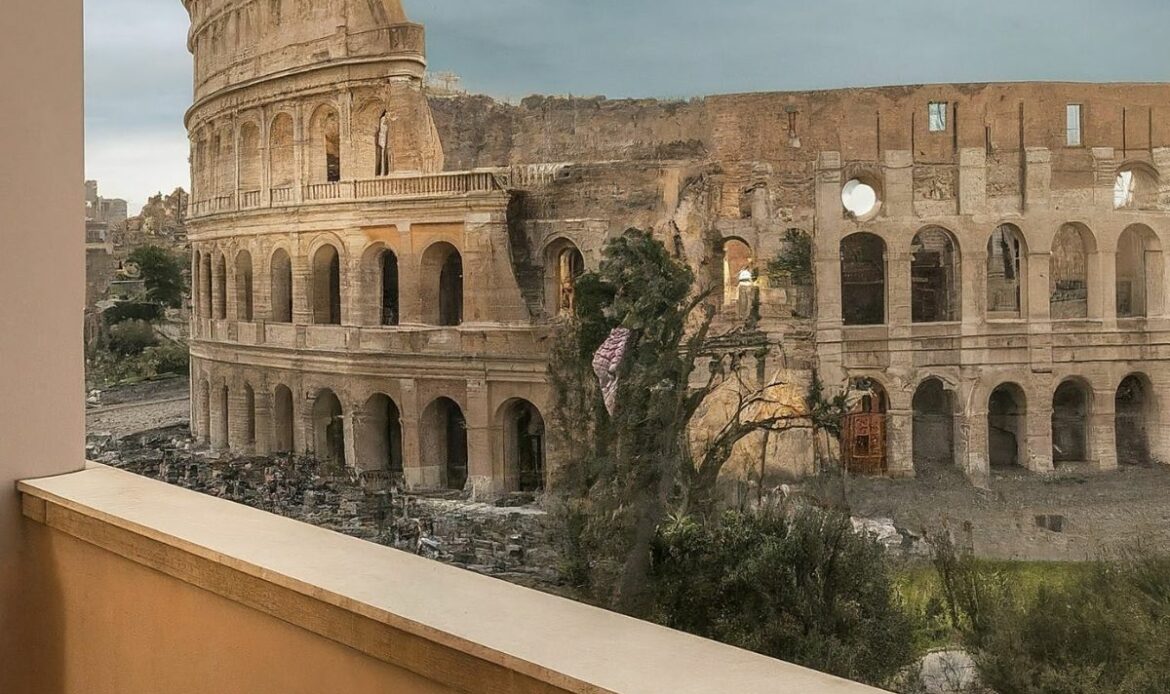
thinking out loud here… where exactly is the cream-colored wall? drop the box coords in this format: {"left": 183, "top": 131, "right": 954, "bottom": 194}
{"left": 0, "top": 0, "right": 86, "bottom": 691}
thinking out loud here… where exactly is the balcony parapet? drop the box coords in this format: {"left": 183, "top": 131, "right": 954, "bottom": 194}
{"left": 19, "top": 465, "right": 882, "bottom": 693}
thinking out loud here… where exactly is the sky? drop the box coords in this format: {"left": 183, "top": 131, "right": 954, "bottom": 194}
{"left": 86, "top": 0, "right": 1170, "bottom": 212}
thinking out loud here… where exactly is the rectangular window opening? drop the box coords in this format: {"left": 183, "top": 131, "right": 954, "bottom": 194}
{"left": 1067, "top": 104, "right": 1083, "bottom": 146}
{"left": 928, "top": 102, "right": 948, "bottom": 132}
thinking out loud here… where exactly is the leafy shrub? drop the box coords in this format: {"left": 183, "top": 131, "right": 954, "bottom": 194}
{"left": 651, "top": 508, "right": 920, "bottom": 688}
{"left": 934, "top": 537, "right": 1170, "bottom": 693}
{"left": 107, "top": 319, "right": 157, "bottom": 356}
{"left": 104, "top": 301, "right": 165, "bottom": 325}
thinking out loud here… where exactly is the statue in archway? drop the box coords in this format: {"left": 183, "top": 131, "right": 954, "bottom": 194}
{"left": 375, "top": 111, "right": 392, "bottom": 176}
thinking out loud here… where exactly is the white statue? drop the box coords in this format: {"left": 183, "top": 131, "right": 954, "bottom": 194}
{"left": 375, "top": 111, "right": 392, "bottom": 176}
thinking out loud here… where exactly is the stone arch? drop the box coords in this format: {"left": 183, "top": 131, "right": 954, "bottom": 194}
{"left": 269, "top": 247, "right": 293, "bottom": 323}
{"left": 912, "top": 377, "right": 956, "bottom": 471}
{"left": 272, "top": 384, "right": 295, "bottom": 453}
{"left": 840, "top": 232, "right": 886, "bottom": 326}
{"left": 1116, "top": 224, "right": 1163, "bottom": 318}
{"left": 310, "top": 243, "right": 343, "bottom": 325}
{"left": 311, "top": 388, "right": 345, "bottom": 465}
{"left": 420, "top": 397, "right": 468, "bottom": 491}
{"left": 1116, "top": 373, "right": 1154, "bottom": 466}
{"left": 987, "top": 223, "right": 1027, "bottom": 317}
{"left": 911, "top": 226, "right": 962, "bottom": 323}
{"left": 1052, "top": 378, "right": 1092, "bottom": 465}
{"left": 269, "top": 112, "right": 295, "bottom": 189}
{"left": 842, "top": 377, "right": 889, "bottom": 474}
{"left": 1051, "top": 223, "right": 1096, "bottom": 319}
{"left": 308, "top": 104, "right": 341, "bottom": 183}
{"left": 544, "top": 237, "right": 585, "bottom": 317}
{"left": 359, "top": 243, "right": 399, "bottom": 326}
{"left": 420, "top": 242, "right": 463, "bottom": 326}
{"left": 353, "top": 98, "right": 391, "bottom": 178}
{"left": 497, "top": 399, "right": 547, "bottom": 493}
{"left": 988, "top": 382, "right": 1027, "bottom": 469}
{"left": 1114, "top": 161, "right": 1160, "bottom": 210}
{"left": 720, "top": 236, "right": 755, "bottom": 312}
{"left": 238, "top": 120, "right": 261, "bottom": 193}
{"left": 234, "top": 249, "right": 254, "bottom": 321}
{"left": 213, "top": 251, "right": 227, "bottom": 319}
{"left": 357, "top": 393, "right": 404, "bottom": 478}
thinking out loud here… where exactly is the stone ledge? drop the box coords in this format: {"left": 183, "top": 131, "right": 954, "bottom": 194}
{"left": 18, "top": 464, "right": 882, "bottom": 694}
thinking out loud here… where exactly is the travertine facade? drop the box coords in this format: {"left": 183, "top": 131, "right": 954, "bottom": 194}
{"left": 183, "top": 0, "right": 1170, "bottom": 497}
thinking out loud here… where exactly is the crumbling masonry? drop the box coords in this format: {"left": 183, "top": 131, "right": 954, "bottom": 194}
{"left": 183, "top": 0, "right": 1170, "bottom": 498}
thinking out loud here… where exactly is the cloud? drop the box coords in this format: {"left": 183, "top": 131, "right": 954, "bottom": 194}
{"left": 84, "top": 0, "right": 1170, "bottom": 206}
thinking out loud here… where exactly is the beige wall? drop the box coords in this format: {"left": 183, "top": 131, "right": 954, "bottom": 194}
{"left": 25, "top": 521, "right": 456, "bottom": 694}
{"left": 0, "top": 0, "right": 86, "bottom": 691}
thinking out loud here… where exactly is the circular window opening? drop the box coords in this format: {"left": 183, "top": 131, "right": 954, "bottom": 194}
{"left": 842, "top": 179, "right": 878, "bottom": 218}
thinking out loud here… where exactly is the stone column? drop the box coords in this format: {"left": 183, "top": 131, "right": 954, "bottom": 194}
{"left": 398, "top": 379, "right": 430, "bottom": 489}
{"left": 292, "top": 241, "right": 312, "bottom": 326}
{"left": 1025, "top": 377, "right": 1055, "bottom": 473}
{"left": 1099, "top": 250, "right": 1118, "bottom": 325}
{"left": 886, "top": 406, "right": 914, "bottom": 477}
{"left": 958, "top": 403, "right": 990, "bottom": 487}
{"left": 397, "top": 224, "right": 421, "bottom": 325}
{"left": 225, "top": 250, "right": 239, "bottom": 323}
{"left": 293, "top": 103, "right": 305, "bottom": 203}
{"left": 227, "top": 383, "right": 248, "bottom": 451}
{"left": 210, "top": 382, "right": 228, "bottom": 452}
{"left": 343, "top": 401, "right": 359, "bottom": 471}
{"left": 1147, "top": 369, "right": 1170, "bottom": 464}
{"left": 465, "top": 378, "right": 494, "bottom": 499}
{"left": 260, "top": 105, "right": 271, "bottom": 208}
{"left": 254, "top": 383, "right": 273, "bottom": 456}
{"left": 210, "top": 251, "right": 224, "bottom": 321}
{"left": 1090, "top": 386, "right": 1118, "bottom": 471}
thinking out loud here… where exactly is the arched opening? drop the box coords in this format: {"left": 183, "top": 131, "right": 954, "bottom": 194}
{"left": 311, "top": 244, "right": 342, "bottom": 325}
{"left": 500, "top": 399, "right": 546, "bottom": 493}
{"left": 1114, "top": 163, "right": 1160, "bottom": 210}
{"left": 235, "top": 250, "right": 253, "bottom": 321}
{"left": 193, "top": 251, "right": 203, "bottom": 317}
{"left": 421, "top": 242, "right": 463, "bottom": 326}
{"left": 272, "top": 384, "right": 295, "bottom": 453}
{"left": 375, "top": 110, "right": 392, "bottom": 177}
{"left": 213, "top": 252, "right": 227, "bottom": 319}
{"left": 242, "top": 383, "right": 256, "bottom": 446}
{"left": 217, "top": 125, "right": 235, "bottom": 197}
{"left": 311, "top": 389, "right": 345, "bottom": 466}
{"left": 270, "top": 248, "right": 293, "bottom": 323}
{"left": 357, "top": 394, "right": 404, "bottom": 479}
{"left": 238, "top": 122, "right": 261, "bottom": 194}
{"left": 1050, "top": 223, "right": 1094, "bottom": 320}
{"left": 1052, "top": 379, "right": 1091, "bottom": 465}
{"left": 912, "top": 379, "right": 955, "bottom": 471}
{"left": 545, "top": 240, "right": 585, "bottom": 317}
{"left": 269, "top": 113, "right": 295, "bottom": 189}
{"left": 721, "top": 237, "right": 754, "bottom": 312}
{"left": 1116, "top": 224, "right": 1163, "bottom": 318}
{"left": 842, "top": 378, "right": 888, "bottom": 475}
{"left": 309, "top": 105, "right": 341, "bottom": 183}
{"left": 200, "top": 252, "right": 213, "bottom": 319}
{"left": 380, "top": 250, "right": 399, "bottom": 326}
{"left": 988, "top": 383, "right": 1027, "bottom": 469}
{"left": 842, "top": 178, "right": 880, "bottom": 218}
{"left": 840, "top": 233, "right": 886, "bottom": 326}
{"left": 987, "top": 224, "right": 1026, "bottom": 317}
{"left": 911, "top": 227, "right": 961, "bottom": 323}
{"left": 421, "top": 397, "right": 468, "bottom": 491}
{"left": 1116, "top": 375, "right": 1153, "bottom": 466}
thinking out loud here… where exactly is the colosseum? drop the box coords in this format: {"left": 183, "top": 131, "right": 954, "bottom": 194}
{"left": 184, "top": 0, "right": 1170, "bottom": 499}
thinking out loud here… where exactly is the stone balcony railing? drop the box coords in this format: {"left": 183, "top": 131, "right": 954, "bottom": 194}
{"left": 187, "top": 165, "right": 571, "bottom": 220}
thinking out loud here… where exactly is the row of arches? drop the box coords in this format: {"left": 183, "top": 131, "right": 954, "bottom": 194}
{"left": 841, "top": 222, "right": 1164, "bottom": 325}
{"left": 191, "top": 98, "right": 422, "bottom": 202}
{"left": 845, "top": 373, "right": 1157, "bottom": 474}
{"left": 193, "top": 238, "right": 587, "bottom": 327}
{"left": 193, "top": 241, "right": 464, "bottom": 327}
{"left": 195, "top": 381, "right": 548, "bottom": 494}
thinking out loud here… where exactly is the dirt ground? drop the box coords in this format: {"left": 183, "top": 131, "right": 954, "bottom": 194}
{"left": 836, "top": 463, "right": 1170, "bottom": 561}
{"left": 86, "top": 377, "right": 190, "bottom": 439}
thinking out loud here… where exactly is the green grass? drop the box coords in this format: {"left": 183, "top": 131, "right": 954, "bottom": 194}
{"left": 894, "top": 559, "right": 1090, "bottom": 650}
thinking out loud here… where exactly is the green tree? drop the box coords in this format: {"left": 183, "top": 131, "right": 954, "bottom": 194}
{"left": 128, "top": 245, "right": 186, "bottom": 308}
{"left": 552, "top": 229, "right": 804, "bottom": 613}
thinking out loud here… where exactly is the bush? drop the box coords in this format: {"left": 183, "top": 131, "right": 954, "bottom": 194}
{"left": 934, "top": 538, "right": 1170, "bottom": 693}
{"left": 104, "top": 301, "right": 165, "bottom": 326}
{"left": 651, "top": 508, "right": 921, "bottom": 688}
{"left": 107, "top": 319, "right": 157, "bottom": 356}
